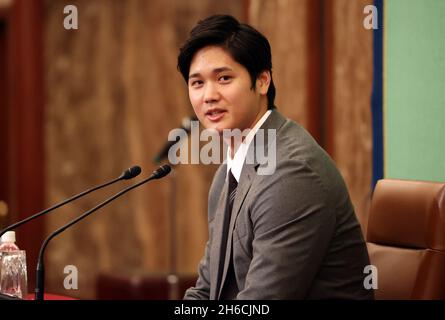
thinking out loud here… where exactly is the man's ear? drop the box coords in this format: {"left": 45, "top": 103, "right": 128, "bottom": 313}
{"left": 256, "top": 70, "right": 271, "bottom": 95}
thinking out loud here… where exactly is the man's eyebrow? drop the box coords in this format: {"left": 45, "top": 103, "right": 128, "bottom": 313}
{"left": 188, "top": 67, "right": 233, "bottom": 79}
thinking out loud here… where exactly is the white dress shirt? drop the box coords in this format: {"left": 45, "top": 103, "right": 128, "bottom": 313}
{"left": 226, "top": 110, "right": 272, "bottom": 183}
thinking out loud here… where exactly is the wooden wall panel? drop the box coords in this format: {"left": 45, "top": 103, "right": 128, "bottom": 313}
{"left": 7, "top": 0, "right": 45, "bottom": 293}
{"left": 0, "top": 11, "right": 9, "bottom": 229}
{"left": 44, "top": 0, "right": 243, "bottom": 299}
{"left": 249, "top": 0, "right": 309, "bottom": 128}
{"left": 328, "top": 0, "right": 373, "bottom": 233}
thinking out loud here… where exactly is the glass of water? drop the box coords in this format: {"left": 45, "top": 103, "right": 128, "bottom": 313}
{"left": 0, "top": 250, "right": 28, "bottom": 299}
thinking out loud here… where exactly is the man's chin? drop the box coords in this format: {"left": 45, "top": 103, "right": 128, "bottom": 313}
{"left": 203, "top": 121, "right": 231, "bottom": 135}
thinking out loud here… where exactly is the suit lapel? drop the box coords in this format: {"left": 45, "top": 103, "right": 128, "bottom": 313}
{"left": 209, "top": 174, "right": 228, "bottom": 300}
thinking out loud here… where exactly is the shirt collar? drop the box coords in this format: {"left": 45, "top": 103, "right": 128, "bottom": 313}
{"left": 226, "top": 110, "right": 272, "bottom": 182}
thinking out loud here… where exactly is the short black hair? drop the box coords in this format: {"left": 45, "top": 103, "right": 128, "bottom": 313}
{"left": 177, "top": 14, "right": 276, "bottom": 109}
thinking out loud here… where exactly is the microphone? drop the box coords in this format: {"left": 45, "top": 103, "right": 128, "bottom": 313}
{"left": 153, "top": 116, "right": 198, "bottom": 164}
{"left": 119, "top": 166, "right": 142, "bottom": 180}
{"left": 34, "top": 165, "right": 172, "bottom": 300}
{"left": 0, "top": 166, "right": 142, "bottom": 239}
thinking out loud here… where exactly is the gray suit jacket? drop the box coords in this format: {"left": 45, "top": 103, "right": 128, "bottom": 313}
{"left": 184, "top": 110, "right": 373, "bottom": 300}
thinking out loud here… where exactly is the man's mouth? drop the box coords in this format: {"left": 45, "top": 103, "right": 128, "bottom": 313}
{"left": 205, "top": 109, "right": 226, "bottom": 122}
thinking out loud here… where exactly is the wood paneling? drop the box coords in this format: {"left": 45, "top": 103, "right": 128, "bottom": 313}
{"left": 0, "top": 10, "right": 10, "bottom": 229}
{"left": 249, "top": 0, "right": 310, "bottom": 129}
{"left": 0, "top": 3, "right": 10, "bottom": 234}
{"left": 6, "top": 0, "right": 45, "bottom": 293}
{"left": 327, "top": 0, "right": 373, "bottom": 233}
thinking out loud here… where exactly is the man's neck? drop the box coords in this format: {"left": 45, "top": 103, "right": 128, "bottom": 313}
{"left": 226, "top": 109, "right": 272, "bottom": 181}
{"left": 228, "top": 109, "right": 269, "bottom": 158}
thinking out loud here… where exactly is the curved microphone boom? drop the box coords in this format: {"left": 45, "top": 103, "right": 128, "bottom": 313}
{"left": 153, "top": 116, "right": 198, "bottom": 164}
{"left": 34, "top": 165, "right": 171, "bottom": 300}
{"left": 0, "top": 166, "right": 142, "bottom": 239}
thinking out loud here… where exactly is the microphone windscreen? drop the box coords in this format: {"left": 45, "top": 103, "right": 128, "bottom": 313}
{"left": 121, "top": 166, "right": 142, "bottom": 180}
{"left": 181, "top": 116, "right": 198, "bottom": 131}
{"left": 151, "top": 164, "right": 172, "bottom": 179}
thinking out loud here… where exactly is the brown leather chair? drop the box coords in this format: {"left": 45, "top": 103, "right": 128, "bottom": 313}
{"left": 366, "top": 179, "right": 445, "bottom": 299}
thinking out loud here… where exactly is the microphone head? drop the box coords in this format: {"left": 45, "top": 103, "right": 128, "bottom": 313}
{"left": 120, "top": 166, "right": 142, "bottom": 180}
{"left": 151, "top": 165, "right": 172, "bottom": 179}
{"left": 182, "top": 116, "right": 198, "bottom": 131}
{"left": 181, "top": 117, "right": 193, "bottom": 131}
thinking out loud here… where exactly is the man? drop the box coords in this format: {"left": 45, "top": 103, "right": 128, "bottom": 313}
{"left": 177, "top": 14, "right": 373, "bottom": 300}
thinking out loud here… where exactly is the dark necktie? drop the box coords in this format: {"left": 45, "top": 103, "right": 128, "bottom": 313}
{"left": 217, "top": 170, "right": 238, "bottom": 294}
{"left": 227, "top": 170, "right": 238, "bottom": 217}
{"left": 221, "top": 170, "right": 238, "bottom": 255}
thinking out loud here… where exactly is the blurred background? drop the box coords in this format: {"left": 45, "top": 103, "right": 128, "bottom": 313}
{"left": 0, "top": 0, "right": 443, "bottom": 299}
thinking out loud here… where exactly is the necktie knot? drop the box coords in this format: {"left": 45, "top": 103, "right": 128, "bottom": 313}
{"left": 228, "top": 170, "right": 238, "bottom": 205}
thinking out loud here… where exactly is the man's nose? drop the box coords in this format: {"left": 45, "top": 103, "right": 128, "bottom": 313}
{"left": 204, "top": 82, "right": 220, "bottom": 104}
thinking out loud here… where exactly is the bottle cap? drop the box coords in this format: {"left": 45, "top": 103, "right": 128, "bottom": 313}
{"left": 1, "top": 231, "right": 16, "bottom": 243}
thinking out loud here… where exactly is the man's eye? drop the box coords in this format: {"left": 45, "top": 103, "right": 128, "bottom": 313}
{"left": 190, "top": 80, "right": 203, "bottom": 87}
{"left": 219, "top": 75, "right": 232, "bottom": 83}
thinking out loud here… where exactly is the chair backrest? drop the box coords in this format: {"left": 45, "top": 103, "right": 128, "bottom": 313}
{"left": 366, "top": 179, "right": 445, "bottom": 299}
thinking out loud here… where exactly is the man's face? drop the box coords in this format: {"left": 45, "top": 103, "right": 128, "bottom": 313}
{"left": 188, "top": 46, "right": 269, "bottom": 133}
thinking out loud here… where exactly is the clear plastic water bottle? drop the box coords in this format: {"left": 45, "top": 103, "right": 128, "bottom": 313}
{"left": 0, "top": 231, "right": 20, "bottom": 251}
{"left": 0, "top": 231, "right": 28, "bottom": 299}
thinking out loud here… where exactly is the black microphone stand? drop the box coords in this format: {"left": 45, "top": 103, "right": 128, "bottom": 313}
{"left": 166, "top": 169, "right": 179, "bottom": 299}
{"left": 1, "top": 180, "right": 113, "bottom": 239}
{"left": 154, "top": 159, "right": 179, "bottom": 299}
{"left": 0, "top": 166, "right": 141, "bottom": 238}
{"left": 153, "top": 118, "right": 196, "bottom": 299}
{"left": 35, "top": 165, "right": 171, "bottom": 300}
